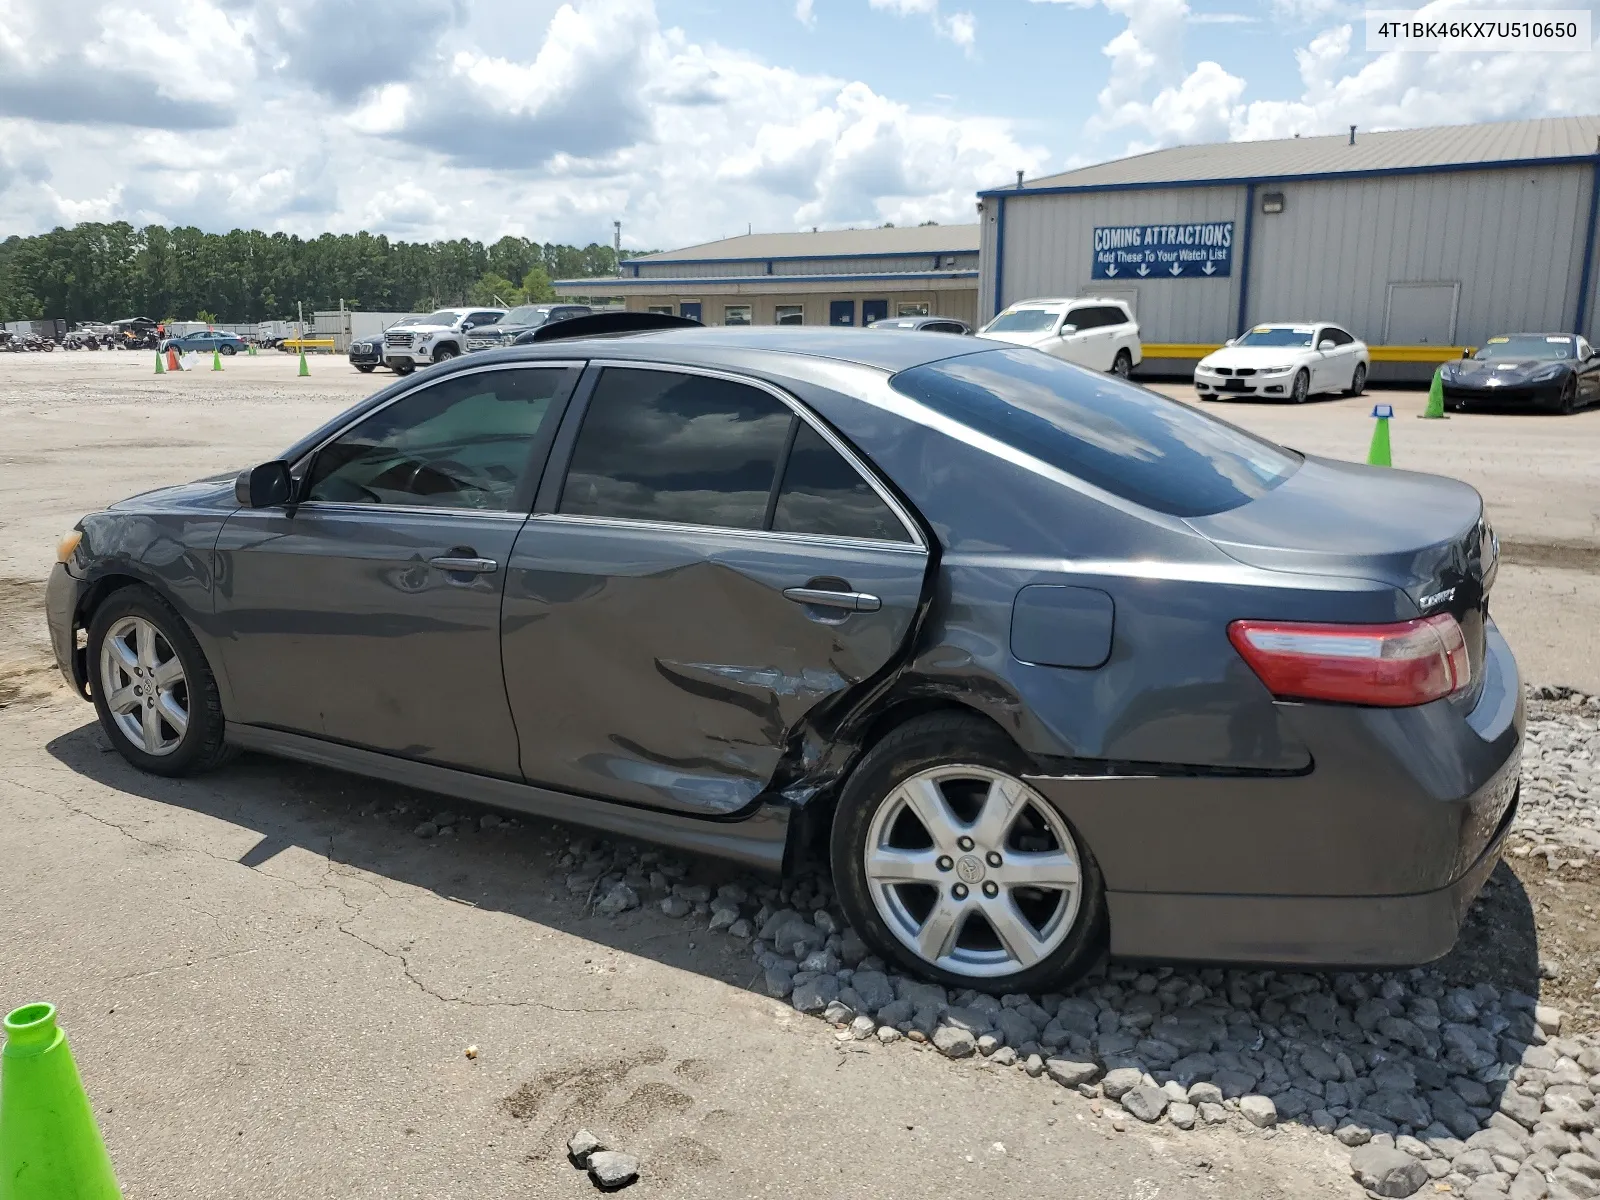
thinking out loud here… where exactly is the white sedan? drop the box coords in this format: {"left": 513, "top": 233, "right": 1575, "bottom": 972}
{"left": 1194, "top": 323, "right": 1370, "bottom": 403}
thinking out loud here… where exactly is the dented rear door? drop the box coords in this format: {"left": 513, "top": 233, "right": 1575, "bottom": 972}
{"left": 500, "top": 362, "right": 928, "bottom": 818}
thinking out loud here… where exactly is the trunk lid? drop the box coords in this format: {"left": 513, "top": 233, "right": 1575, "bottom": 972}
{"left": 1186, "top": 455, "right": 1496, "bottom": 688}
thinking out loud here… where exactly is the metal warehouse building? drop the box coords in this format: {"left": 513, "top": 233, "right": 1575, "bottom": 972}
{"left": 979, "top": 115, "right": 1600, "bottom": 379}
{"left": 555, "top": 225, "right": 980, "bottom": 328}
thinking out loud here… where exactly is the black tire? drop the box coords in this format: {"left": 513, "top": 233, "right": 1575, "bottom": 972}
{"left": 391, "top": 359, "right": 415, "bottom": 376}
{"left": 87, "top": 585, "right": 233, "bottom": 777}
{"left": 1110, "top": 350, "right": 1132, "bottom": 378}
{"left": 356, "top": 364, "right": 376, "bottom": 373}
{"left": 1344, "top": 362, "right": 1367, "bottom": 397}
{"left": 830, "top": 712, "right": 1107, "bottom": 994}
{"left": 1290, "top": 369, "right": 1310, "bottom": 404}
{"left": 220, "top": 344, "right": 236, "bottom": 356}
{"left": 433, "top": 343, "right": 459, "bottom": 362}
{"left": 1557, "top": 379, "right": 1578, "bottom": 415}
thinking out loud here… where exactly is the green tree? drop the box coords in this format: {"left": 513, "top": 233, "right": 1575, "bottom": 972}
{"left": 469, "top": 272, "right": 522, "bottom": 306}
{"left": 520, "top": 266, "right": 556, "bottom": 302}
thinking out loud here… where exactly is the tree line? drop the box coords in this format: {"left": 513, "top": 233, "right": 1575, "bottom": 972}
{"left": 0, "top": 222, "right": 655, "bottom": 324}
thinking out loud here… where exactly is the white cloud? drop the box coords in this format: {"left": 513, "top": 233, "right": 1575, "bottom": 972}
{"left": 867, "top": 0, "right": 978, "bottom": 48}
{"left": 0, "top": 0, "right": 1042, "bottom": 249}
{"left": 1186, "top": 11, "right": 1257, "bottom": 22}
{"left": 1033, "top": 0, "right": 1600, "bottom": 156}
{"left": 795, "top": 0, "right": 816, "bottom": 25}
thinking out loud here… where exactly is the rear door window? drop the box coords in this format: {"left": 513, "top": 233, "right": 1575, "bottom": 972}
{"left": 559, "top": 369, "right": 793, "bottom": 530}
{"left": 890, "top": 347, "right": 1300, "bottom": 517}
{"left": 773, "top": 423, "right": 911, "bottom": 543}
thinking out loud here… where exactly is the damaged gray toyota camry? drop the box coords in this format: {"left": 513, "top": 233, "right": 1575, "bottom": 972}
{"left": 46, "top": 322, "right": 1522, "bottom": 993}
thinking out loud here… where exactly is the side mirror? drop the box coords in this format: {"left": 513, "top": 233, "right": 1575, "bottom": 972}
{"left": 1318, "top": 339, "right": 1336, "bottom": 351}
{"left": 460, "top": 321, "right": 474, "bottom": 331}
{"left": 1224, "top": 337, "right": 1236, "bottom": 346}
{"left": 235, "top": 460, "right": 293, "bottom": 508}
{"left": 1059, "top": 324, "right": 1078, "bottom": 336}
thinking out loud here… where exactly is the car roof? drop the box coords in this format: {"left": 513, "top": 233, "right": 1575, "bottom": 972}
{"left": 459, "top": 325, "right": 994, "bottom": 373}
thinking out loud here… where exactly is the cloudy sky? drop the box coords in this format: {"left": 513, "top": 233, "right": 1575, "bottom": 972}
{"left": 0, "top": 0, "right": 1596, "bottom": 251}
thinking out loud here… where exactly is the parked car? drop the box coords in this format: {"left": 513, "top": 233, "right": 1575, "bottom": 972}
{"left": 46, "top": 325, "right": 1519, "bottom": 992}
{"left": 868, "top": 316, "right": 971, "bottom": 334}
{"left": 381, "top": 307, "right": 505, "bottom": 375}
{"left": 160, "top": 330, "right": 247, "bottom": 356}
{"left": 468, "top": 304, "right": 592, "bottom": 351}
{"left": 1194, "top": 323, "right": 1369, "bottom": 403}
{"left": 350, "top": 317, "right": 424, "bottom": 373}
{"left": 1439, "top": 332, "right": 1600, "bottom": 414}
{"left": 977, "top": 298, "right": 1141, "bottom": 376}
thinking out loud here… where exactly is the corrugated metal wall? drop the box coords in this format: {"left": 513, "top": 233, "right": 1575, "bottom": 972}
{"left": 986, "top": 185, "right": 1248, "bottom": 339}
{"left": 1249, "top": 166, "right": 1593, "bottom": 346}
{"left": 979, "top": 163, "right": 1600, "bottom": 346}
{"left": 634, "top": 252, "right": 978, "bottom": 280}
{"left": 619, "top": 290, "right": 978, "bottom": 326}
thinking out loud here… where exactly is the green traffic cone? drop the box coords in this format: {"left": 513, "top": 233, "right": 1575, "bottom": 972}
{"left": 297, "top": 349, "right": 309, "bottom": 377}
{"left": 211, "top": 348, "right": 223, "bottom": 372}
{"left": 0, "top": 1003, "right": 122, "bottom": 1199}
{"left": 247, "top": 343, "right": 257, "bottom": 356}
{"left": 154, "top": 350, "right": 164, "bottom": 375}
{"left": 1420, "top": 367, "right": 1448, "bottom": 419}
{"left": 1367, "top": 403, "right": 1393, "bottom": 467}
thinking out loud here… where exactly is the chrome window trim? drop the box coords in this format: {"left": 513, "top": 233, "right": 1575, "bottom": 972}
{"left": 287, "top": 502, "right": 532, "bottom": 522}
{"left": 574, "top": 358, "right": 927, "bottom": 550}
{"left": 527, "top": 511, "right": 927, "bottom": 555}
{"left": 290, "top": 359, "right": 584, "bottom": 474}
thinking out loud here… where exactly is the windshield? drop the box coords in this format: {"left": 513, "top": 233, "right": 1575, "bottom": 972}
{"left": 392, "top": 316, "right": 422, "bottom": 327}
{"left": 1235, "top": 326, "right": 1315, "bottom": 348}
{"left": 422, "top": 310, "right": 464, "bottom": 327}
{"left": 1473, "top": 335, "right": 1574, "bottom": 361}
{"left": 890, "top": 347, "right": 1300, "bottom": 517}
{"left": 983, "top": 309, "right": 1061, "bottom": 334}
{"left": 502, "top": 306, "right": 552, "bottom": 327}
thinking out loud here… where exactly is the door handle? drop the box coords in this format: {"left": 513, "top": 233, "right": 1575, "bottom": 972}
{"left": 782, "top": 586, "right": 881, "bottom": 613}
{"left": 429, "top": 555, "right": 498, "bottom": 575}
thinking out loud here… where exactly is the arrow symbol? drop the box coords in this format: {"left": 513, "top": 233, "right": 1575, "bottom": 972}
{"left": 1136, "top": 263, "right": 1150, "bottom": 277}
{"left": 1201, "top": 261, "right": 1216, "bottom": 275}
{"left": 1168, "top": 262, "right": 1183, "bottom": 276}
{"left": 1105, "top": 263, "right": 1118, "bottom": 277}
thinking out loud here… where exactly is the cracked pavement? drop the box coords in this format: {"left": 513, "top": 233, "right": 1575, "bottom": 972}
{"left": 0, "top": 694, "right": 1364, "bottom": 1198}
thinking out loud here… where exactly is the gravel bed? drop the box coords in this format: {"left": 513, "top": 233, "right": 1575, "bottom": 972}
{"left": 397, "top": 685, "right": 1600, "bottom": 1199}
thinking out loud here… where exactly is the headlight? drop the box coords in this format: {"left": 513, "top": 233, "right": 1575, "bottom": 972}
{"left": 56, "top": 529, "right": 82, "bottom": 564}
{"left": 1529, "top": 364, "right": 1565, "bottom": 381}
{"left": 1259, "top": 364, "right": 1292, "bottom": 373}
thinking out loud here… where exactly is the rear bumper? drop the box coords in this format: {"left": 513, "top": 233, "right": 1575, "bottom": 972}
{"left": 1026, "top": 619, "right": 1523, "bottom": 966}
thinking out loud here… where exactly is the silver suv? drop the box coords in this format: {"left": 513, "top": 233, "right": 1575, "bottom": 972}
{"left": 383, "top": 307, "right": 506, "bottom": 375}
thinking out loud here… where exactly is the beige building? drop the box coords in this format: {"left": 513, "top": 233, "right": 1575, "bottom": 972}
{"left": 555, "top": 225, "right": 980, "bottom": 328}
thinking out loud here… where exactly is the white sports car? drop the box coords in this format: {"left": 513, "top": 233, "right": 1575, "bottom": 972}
{"left": 1194, "top": 322, "right": 1370, "bottom": 403}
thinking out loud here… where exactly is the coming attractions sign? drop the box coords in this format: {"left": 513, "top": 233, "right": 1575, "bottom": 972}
{"left": 1091, "top": 221, "right": 1234, "bottom": 279}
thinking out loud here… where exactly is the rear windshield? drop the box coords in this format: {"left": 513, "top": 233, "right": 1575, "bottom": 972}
{"left": 890, "top": 348, "right": 1300, "bottom": 517}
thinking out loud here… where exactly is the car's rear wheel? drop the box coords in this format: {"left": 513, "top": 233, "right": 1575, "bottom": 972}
{"left": 831, "top": 712, "right": 1106, "bottom": 993}
{"left": 88, "top": 586, "right": 232, "bottom": 777}
{"left": 1290, "top": 369, "right": 1310, "bottom": 404}
{"left": 1345, "top": 362, "right": 1367, "bottom": 396}
{"left": 1110, "top": 350, "right": 1132, "bottom": 378}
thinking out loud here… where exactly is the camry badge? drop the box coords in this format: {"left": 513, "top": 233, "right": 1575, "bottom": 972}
{"left": 1420, "top": 587, "right": 1457, "bottom": 610}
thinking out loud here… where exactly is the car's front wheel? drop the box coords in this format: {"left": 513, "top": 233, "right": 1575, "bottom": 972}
{"left": 433, "top": 344, "right": 459, "bottom": 362}
{"left": 831, "top": 712, "right": 1106, "bottom": 993}
{"left": 221, "top": 344, "right": 236, "bottom": 356}
{"left": 88, "top": 586, "right": 231, "bottom": 777}
{"left": 1557, "top": 378, "right": 1578, "bottom": 414}
{"left": 355, "top": 364, "right": 376, "bottom": 373}
{"left": 391, "top": 359, "right": 415, "bottom": 376}
{"left": 1290, "top": 368, "right": 1310, "bottom": 403}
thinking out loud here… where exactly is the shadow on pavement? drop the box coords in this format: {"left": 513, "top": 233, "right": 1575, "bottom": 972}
{"left": 49, "top": 718, "right": 1596, "bottom": 1187}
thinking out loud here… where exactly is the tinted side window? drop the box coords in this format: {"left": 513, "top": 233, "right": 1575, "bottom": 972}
{"left": 773, "top": 423, "right": 910, "bottom": 543}
{"left": 560, "top": 369, "right": 793, "bottom": 530}
{"left": 890, "top": 348, "right": 1300, "bottom": 518}
{"left": 1063, "top": 309, "right": 1096, "bottom": 331}
{"left": 1096, "top": 306, "right": 1131, "bottom": 327}
{"left": 467, "top": 311, "right": 502, "bottom": 327}
{"left": 306, "top": 368, "right": 567, "bottom": 511}
{"left": 1323, "top": 327, "right": 1354, "bottom": 346}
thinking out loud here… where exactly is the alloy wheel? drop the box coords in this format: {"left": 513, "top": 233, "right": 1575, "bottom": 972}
{"left": 99, "top": 615, "right": 189, "bottom": 756}
{"left": 1292, "top": 370, "right": 1309, "bottom": 403}
{"left": 862, "top": 765, "right": 1083, "bottom": 979}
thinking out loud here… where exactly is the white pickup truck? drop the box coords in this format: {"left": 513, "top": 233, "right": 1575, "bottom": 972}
{"left": 382, "top": 307, "right": 506, "bottom": 375}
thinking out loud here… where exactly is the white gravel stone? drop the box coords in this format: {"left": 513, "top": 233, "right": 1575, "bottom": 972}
{"left": 1239, "top": 1095, "right": 1278, "bottom": 1128}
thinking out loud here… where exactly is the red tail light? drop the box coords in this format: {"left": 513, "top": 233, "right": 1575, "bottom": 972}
{"left": 1228, "top": 613, "right": 1470, "bottom": 707}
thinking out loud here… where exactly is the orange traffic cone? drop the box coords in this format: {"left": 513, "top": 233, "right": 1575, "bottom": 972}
{"left": 165, "top": 347, "right": 180, "bottom": 372}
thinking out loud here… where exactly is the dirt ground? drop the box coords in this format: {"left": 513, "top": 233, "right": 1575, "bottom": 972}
{"left": 1, "top": 349, "right": 1597, "bottom": 1197}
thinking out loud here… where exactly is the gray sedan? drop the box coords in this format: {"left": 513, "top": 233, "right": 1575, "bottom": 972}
{"left": 46, "top": 326, "right": 1521, "bottom": 992}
